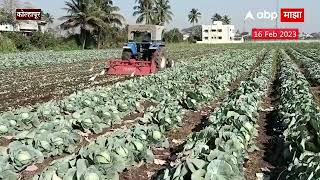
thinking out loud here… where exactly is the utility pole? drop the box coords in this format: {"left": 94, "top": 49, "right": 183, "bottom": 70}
{"left": 276, "top": 0, "right": 279, "bottom": 28}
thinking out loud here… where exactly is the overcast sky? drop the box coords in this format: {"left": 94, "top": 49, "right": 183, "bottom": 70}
{"left": 24, "top": 0, "right": 320, "bottom": 33}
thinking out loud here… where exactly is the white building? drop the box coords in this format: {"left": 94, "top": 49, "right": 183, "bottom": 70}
{"left": 0, "top": 21, "right": 47, "bottom": 34}
{"left": 183, "top": 33, "right": 190, "bottom": 41}
{"left": 197, "top": 21, "right": 243, "bottom": 44}
{"left": 0, "top": 24, "right": 16, "bottom": 32}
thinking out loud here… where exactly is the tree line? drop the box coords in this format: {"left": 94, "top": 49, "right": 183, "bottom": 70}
{"left": 188, "top": 9, "right": 231, "bottom": 26}
{"left": 0, "top": 0, "right": 233, "bottom": 51}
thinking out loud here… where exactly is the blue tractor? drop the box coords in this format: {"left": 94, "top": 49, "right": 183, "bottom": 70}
{"left": 107, "top": 25, "right": 174, "bottom": 76}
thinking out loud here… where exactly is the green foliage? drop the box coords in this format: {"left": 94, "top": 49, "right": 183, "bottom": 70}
{"left": 191, "top": 26, "right": 202, "bottom": 41}
{"left": 211, "top": 13, "right": 232, "bottom": 25}
{"left": 0, "top": 32, "right": 83, "bottom": 53}
{"left": 277, "top": 50, "right": 320, "bottom": 179}
{"left": 188, "top": 8, "right": 201, "bottom": 26}
{"left": 0, "top": 49, "right": 120, "bottom": 69}
{"left": 4, "top": 32, "right": 33, "bottom": 50}
{"left": 157, "top": 50, "right": 274, "bottom": 180}
{"left": 30, "top": 32, "right": 58, "bottom": 49}
{"left": 0, "top": 47, "right": 262, "bottom": 179}
{"left": 60, "top": 0, "right": 124, "bottom": 49}
{"left": 0, "top": 34, "right": 16, "bottom": 52}
{"left": 55, "top": 37, "right": 81, "bottom": 50}
{"left": 133, "top": 0, "right": 173, "bottom": 25}
{"left": 163, "top": 28, "right": 183, "bottom": 43}
{"left": 186, "top": 26, "right": 202, "bottom": 43}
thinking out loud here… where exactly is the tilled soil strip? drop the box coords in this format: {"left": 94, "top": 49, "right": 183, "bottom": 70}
{"left": 244, "top": 59, "right": 277, "bottom": 180}
{"left": 119, "top": 52, "right": 266, "bottom": 180}
{"left": 0, "top": 76, "right": 130, "bottom": 112}
{"left": 16, "top": 101, "right": 156, "bottom": 180}
{"left": 0, "top": 50, "right": 218, "bottom": 112}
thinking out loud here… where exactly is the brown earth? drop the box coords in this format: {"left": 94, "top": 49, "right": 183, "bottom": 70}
{"left": 244, "top": 80, "right": 276, "bottom": 180}
{"left": 0, "top": 49, "right": 221, "bottom": 112}
{"left": 0, "top": 60, "right": 127, "bottom": 112}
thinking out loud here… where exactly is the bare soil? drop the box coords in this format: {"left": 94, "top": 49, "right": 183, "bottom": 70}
{"left": 311, "top": 86, "right": 320, "bottom": 105}
{"left": 0, "top": 49, "right": 221, "bottom": 112}
{"left": 244, "top": 80, "right": 276, "bottom": 180}
{"left": 244, "top": 55, "right": 290, "bottom": 180}
{"left": 0, "top": 60, "right": 127, "bottom": 112}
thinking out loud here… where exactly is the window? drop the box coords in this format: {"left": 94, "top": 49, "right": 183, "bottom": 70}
{"left": 218, "top": 29, "right": 222, "bottom": 32}
{"left": 204, "top": 37, "right": 208, "bottom": 40}
{"left": 204, "top": 29, "right": 209, "bottom": 33}
{"left": 211, "top": 29, "right": 217, "bottom": 32}
{"left": 218, "top": 37, "right": 222, "bottom": 39}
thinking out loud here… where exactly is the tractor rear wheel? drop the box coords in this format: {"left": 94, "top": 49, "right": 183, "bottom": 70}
{"left": 122, "top": 50, "right": 132, "bottom": 60}
{"left": 153, "top": 48, "right": 167, "bottom": 70}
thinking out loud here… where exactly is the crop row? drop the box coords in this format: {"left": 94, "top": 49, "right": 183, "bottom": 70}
{"left": 30, "top": 50, "right": 262, "bottom": 180}
{"left": 295, "top": 48, "right": 320, "bottom": 62}
{"left": 155, "top": 50, "right": 275, "bottom": 179}
{"left": 0, "top": 50, "right": 229, "bottom": 137}
{"left": 275, "top": 50, "right": 320, "bottom": 179}
{"left": 0, "top": 49, "right": 262, "bottom": 179}
{"left": 0, "top": 44, "right": 222, "bottom": 70}
{"left": 288, "top": 48, "right": 320, "bottom": 85}
{"left": 0, "top": 49, "right": 121, "bottom": 70}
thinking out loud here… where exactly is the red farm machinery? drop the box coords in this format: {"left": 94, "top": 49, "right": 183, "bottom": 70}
{"left": 106, "top": 25, "right": 174, "bottom": 76}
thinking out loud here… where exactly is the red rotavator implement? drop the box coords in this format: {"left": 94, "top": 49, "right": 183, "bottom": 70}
{"left": 106, "top": 25, "right": 174, "bottom": 76}
{"left": 107, "top": 59, "right": 158, "bottom": 76}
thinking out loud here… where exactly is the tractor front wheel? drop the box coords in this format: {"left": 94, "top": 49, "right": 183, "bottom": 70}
{"left": 167, "top": 59, "right": 175, "bottom": 68}
{"left": 122, "top": 50, "right": 132, "bottom": 60}
{"left": 153, "top": 48, "right": 167, "bottom": 70}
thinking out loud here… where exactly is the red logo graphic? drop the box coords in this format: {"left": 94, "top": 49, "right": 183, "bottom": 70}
{"left": 16, "top": 9, "right": 42, "bottom": 20}
{"left": 280, "top": 8, "right": 304, "bottom": 22}
{"left": 252, "top": 28, "right": 299, "bottom": 40}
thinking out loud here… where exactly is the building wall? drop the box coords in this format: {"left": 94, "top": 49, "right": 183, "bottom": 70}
{"left": 18, "top": 21, "right": 39, "bottom": 31}
{"left": 0, "top": 21, "right": 47, "bottom": 33}
{"left": 0, "top": 24, "right": 15, "bottom": 32}
{"left": 200, "top": 21, "right": 241, "bottom": 44}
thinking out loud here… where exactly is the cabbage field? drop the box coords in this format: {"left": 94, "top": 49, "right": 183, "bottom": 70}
{"left": 0, "top": 44, "right": 319, "bottom": 180}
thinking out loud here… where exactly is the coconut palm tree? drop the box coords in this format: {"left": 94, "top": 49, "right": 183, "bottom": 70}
{"left": 154, "top": 0, "right": 173, "bottom": 25}
{"left": 42, "top": 12, "right": 54, "bottom": 24}
{"left": 188, "top": 8, "right": 201, "bottom": 27}
{"left": 211, "top": 13, "right": 222, "bottom": 23}
{"left": 94, "top": 0, "right": 124, "bottom": 48}
{"left": 221, "top": 15, "right": 231, "bottom": 25}
{"left": 133, "top": 0, "right": 155, "bottom": 24}
{"left": 60, "top": 0, "right": 123, "bottom": 49}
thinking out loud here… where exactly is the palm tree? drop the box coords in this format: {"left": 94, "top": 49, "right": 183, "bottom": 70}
{"left": 154, "top": 0, "right": 173, "bottom": 25}
{"left": 188, "top": 8, "right": 201, "bottom": 27}
{"left": 42, "top": 12, "right": 54, "bottom": 24}
{"left": 211, "top": 13, "right": 222, "bottom": 23}
{"left": 60, "top": 0, "right": 123, "bottom": 49}
{"left": 221, "top": 15, "right": 231, "bottom": 25}
{"left": 133, "top": 0, "right": 155, "bottom": 24}
{"left": 94, "top": 0, "right": 124, "bottom": 48}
